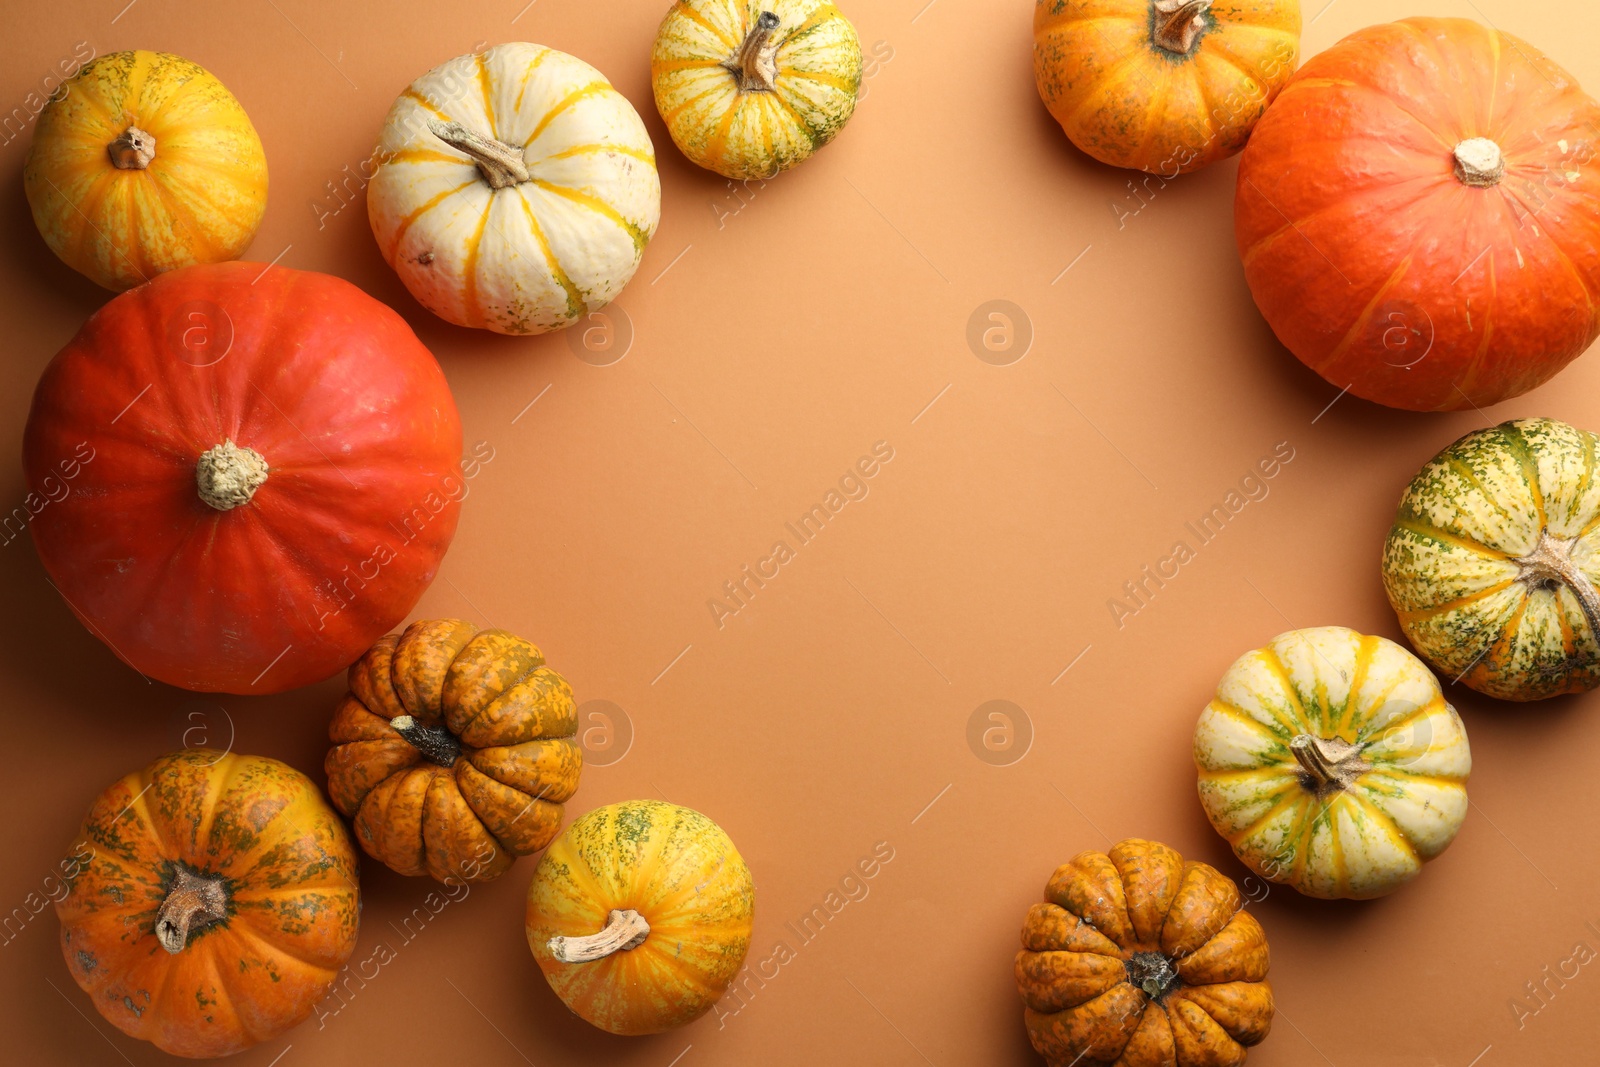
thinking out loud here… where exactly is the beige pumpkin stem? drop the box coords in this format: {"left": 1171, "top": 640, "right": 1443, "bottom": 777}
{"left": 155, "top": 866, "right": 229, "bottom": 954}
{"left": 724, "top": 11, "right": 781, "bottom": 92}
{"left": 547, "top": 908, "right": 651, "bottom": 963}
{"left": 108, "top": 125, "right": 156, "bottom": 169}
{"left": 1453, "top": 138, "right": 1505, "bottom": 187}
{"left": 195, "top": 441, "right": 268, "bottom": 511}
{"left": 1515, "top": 530, "right": 1600, "bottom": 643}
{"left": 1151, "top": 0, "right": 1211, "bottom": 55}
{"left": 429, "top": 120, "right": 531, "bottom": 189}
{"left": 1290, "top": 734, "right": 1369, "bottom": 793}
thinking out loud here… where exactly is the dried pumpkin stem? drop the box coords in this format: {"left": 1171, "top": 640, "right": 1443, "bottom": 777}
{"left": 155, "top": 865, "right": 228, "bottom": 954}
{"left": 1453, "top": 138, "right": 1505, "bottom": 187}
{"left": 1515, "top": 530, "right": 1600, "bottom": 645}
{"left": 429, "top": 120, "right": 531, "bottom": 189}
{"left": 109, "top": 125, "right": 156, "bottom": 169}
{"left": 724, "top": 11, "right": 781, "bottom": 92}
{"left": 1290, "top": 734, "right": 1368, "bottom": 792}
{"left": 1126, "top": 951, "right": 1180, "bottom": 1002}
{"left": 195, "top": 441, "right": 268, "bottom": 511}
{"left": 1151, "top": 0, "right": 1211, "bottom": 55}
{"left": 547, "top": 908, "right": 651, "bottom": 963}
{"left": 391, "top": 715, "right": 462, "bottom": 767}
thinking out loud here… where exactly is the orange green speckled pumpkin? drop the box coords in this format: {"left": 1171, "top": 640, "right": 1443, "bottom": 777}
{"left": 651, "top": 0, "right": 862, "bottom": 180}
{"left": 1384, "top": 418, "right": 1600, "bottom": 701}
{"left": 526, "top": 800, "right": 755, "bottom": 1035}
{"left": 55, "top": 750, "right": 359, "bottom": 1059}
{"left": 1017, "top": 838, "right": 1273, "bottom": 1066}
{"left": 25, "top": 50, "right": 267, "bottom": 291}
{"left": 1033, "top": 0, "right": 1300, "bottom": 174}
{"left": 326, "top": 619, "right": 582, "bottom": 884}
{"left": 1194, "top": 627, "right": 1471, "bottom": 899}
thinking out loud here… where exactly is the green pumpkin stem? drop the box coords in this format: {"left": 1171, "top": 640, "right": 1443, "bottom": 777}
{"left": 724, "top": 12, "right": 781, "bottom": 93}
{"left": 1151, "top": 0, "right": 1211, "bottom": 55}
{"left": 547, "top": 908, "right": 651, "bottom": 963}
{"left": 155, "top": 866, "right": 228, "bottom": 954}
{"left": 429, "top": 119, "right": 531, "bottom": 189}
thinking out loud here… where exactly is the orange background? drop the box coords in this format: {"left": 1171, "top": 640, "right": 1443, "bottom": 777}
{"left": 3, "top": 1, "right": 1599, "bottom": 1065}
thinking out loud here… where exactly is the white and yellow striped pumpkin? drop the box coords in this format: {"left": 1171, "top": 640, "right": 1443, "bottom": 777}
{"left": 651, "top": 0, "right": 862, "bottom": 180}
{"left": 368, "top": 44, "right": 660, "bottom": 336}
{"left": 1194, "top": 627, "right": 1471, "bottom": 900}
{"left": 1384, "top": 419, "right": 1600, "bottom": 702}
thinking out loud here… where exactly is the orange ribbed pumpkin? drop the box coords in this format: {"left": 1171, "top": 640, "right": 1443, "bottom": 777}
{"left": 1235, "top": 18, "right": 1600, "bottom": 411}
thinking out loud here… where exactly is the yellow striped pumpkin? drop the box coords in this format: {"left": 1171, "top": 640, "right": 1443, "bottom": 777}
{"left": 1194, "top": 627, "right": 1471, "bottom": 899}
{"left": 651, "top": 0, "right": 862, "bottom": 180}
{"left": 368, "top": 43, "right": 660, "bottom": 335}
{"left": 24, "top": 50, "right": 267, "bottom": 292}
{"left": 525, "top": 800, "right": 754, "bottom": 1035}
{"left": 1384, "top": 418, "right": 1600, "bottom": 701}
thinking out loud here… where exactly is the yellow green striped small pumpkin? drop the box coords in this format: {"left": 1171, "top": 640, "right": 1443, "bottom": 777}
{"left": 368, "top": 43, "right": 660, "bottom": 335}
{"left": 651, "top": 0, "right": 862, "bottom": 180}
{"left": 525, "top": 800, "right": 754, "bottom": 1035}
{"left": 1383, "top": 418, "right": 1600, "bottom": 701}
{"left": 1194, "top": 627, "right": 1471, "bottom": 899}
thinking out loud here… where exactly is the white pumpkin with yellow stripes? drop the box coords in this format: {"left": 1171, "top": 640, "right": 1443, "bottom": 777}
{"left": 369, "top": 43, "right": 660, "bottom": 335}
{"left": 1193, "top": 627, "right": 1471, "bottom": 900}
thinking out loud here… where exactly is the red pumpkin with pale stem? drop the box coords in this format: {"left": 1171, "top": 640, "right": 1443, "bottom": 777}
{"left": 23, "top": 261, "right": 462, "bottom": 694}
{"left": 1235, "top": 17, "right": 1600, "bottom": 411}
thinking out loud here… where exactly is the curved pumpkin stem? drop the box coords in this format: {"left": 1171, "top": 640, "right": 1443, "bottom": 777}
{"left": 1515, "top": 530, "right": 1600, "bottom": 644}
{"left": 155, "top": 865, "right": 229, "bottom": 954}
{"left": 391, "top": 715, "right": 462, "bottom": 767}
{"left": 724, "top": 12, "right": 781, "bottom": 92}
{"left": 195, "top": 441, "right": 268, "bottom": 512}
{"left": 547, "top": 908, "right": 650, "bottom": 963}
{"left": 1151, "top": 0, "right": 1211, "bottom": 56}
{"left": 109, "top": 125, "right": 156, "bottom": 169}
{"left": 429, "top": 120, "right": 531, "bottom": 189}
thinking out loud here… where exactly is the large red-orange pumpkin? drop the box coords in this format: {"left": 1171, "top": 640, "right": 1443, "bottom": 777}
{"left": 1235, "top": 18, "right": 1600, "bottom": 411}
{"left": 22, "top": 261, "right": 462, "bottom": 693}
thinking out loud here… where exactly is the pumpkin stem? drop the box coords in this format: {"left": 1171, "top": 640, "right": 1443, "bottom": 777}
{"left": 1151, "top": 0, "right": 1211, "bottom": 55}
{"left": 724, "top": 12, "right": 781, "bottom": 93}
{"left": 1126, "top": 951, "right": 1180, "bottom": 1002}
{"left": 428, "top": 120, "right": 531, "bottom": 190}
{"left": 155, "top": 865, "right": 229, "bottom": 954}
{"left": 391, "top": 715, "right": 462, "bottom": 767}
{"left": 1290, "top": 734, "right": 1368, "bottom": 793}
{"left": 1515, "top": 530, "right": 1600, "bottom": 647}
{"left": 1453, "top": 138, "right": 1505, "bottom": 187}
{"left": 108, "top": 125, "right": 157, "bottom": 170}
{"left": 195, "top": 441, "right": 268, "bottom": 512}
{"left": 547, "top": 908, "right": 651, "bottom": 963}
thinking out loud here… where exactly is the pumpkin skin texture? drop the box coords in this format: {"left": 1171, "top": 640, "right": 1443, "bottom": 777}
{"left": 526, "top": 800, "right": 754, "bottom": 1035}
{"left": 1017, "top": 838, "right": 1273, "bottom": 1067}
{"left": 1032, "top": 0, "right": 1300, "bottom": 175}
{"left": 368, "top": 43, "right": 660, "bottom": 335}
{"left": 25, "top": 50, "right": 267, "bottom": 292}
{"left": 1383, "top": 418, "right": 1600, "bottom": 701}
{"left": 56, "top": 750, "right": 360, "bottom": 1058}
{"left": 325, "top": 618, "right": 582, "bottom": 883}
{"left": 1194, "top": 627, "right": 1471, "bottom": 900}
{"left": 651, "top": 0, "right": 862, "bottom": 180}
{"left": 1235, "top": 18, "right": 1600, "bottom": 411}
{"left": 22, "top": 261, "right": 462, "bottom": 695}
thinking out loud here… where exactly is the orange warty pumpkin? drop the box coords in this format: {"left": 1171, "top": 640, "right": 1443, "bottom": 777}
{"left": 1017, "top": 839, "right": 1273, "bottom": 1066}
{"left": 55, "top": 750, "right": 359, "bottom": 1058}
{"left": 1033, "top": 0, "right": 1301, "bottom": 174}
{"left": 1235, "top": 17, "right": 1600, "bottom": 411}
{"left": 325, "top": 619, "right": 582, "bottom": 884}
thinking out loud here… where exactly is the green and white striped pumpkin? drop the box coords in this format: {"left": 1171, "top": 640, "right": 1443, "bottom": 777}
{"left": 1383, "top": 418, "right": 1600, "bottom": 701}
{"left": 1194, "top": 627, "right": 1471, "bottom": 900}
{"left": 368, "top": 43, "right": 660, "bottom": 336}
